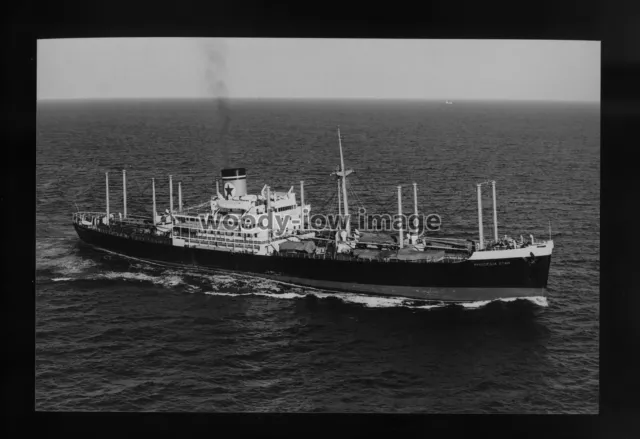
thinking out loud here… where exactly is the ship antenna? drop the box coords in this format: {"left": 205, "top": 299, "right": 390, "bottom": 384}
{"left": 548, "top": 219, "right": 551, "bottom": 242}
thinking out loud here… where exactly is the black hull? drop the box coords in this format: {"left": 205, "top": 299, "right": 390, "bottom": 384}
{"left": 73, "top": 224, "right": 551, "bottom": 302}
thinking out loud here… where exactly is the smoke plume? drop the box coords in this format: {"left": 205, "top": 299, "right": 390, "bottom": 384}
{"left": 200, "top": 39, "right": 232, "bottom": 168}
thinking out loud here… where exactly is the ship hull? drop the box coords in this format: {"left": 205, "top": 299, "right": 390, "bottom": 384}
{"left": 74, "top": 224, "right": 551, "bottom": 302}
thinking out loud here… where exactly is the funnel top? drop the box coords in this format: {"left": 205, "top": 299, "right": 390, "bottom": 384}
{"left": 221, "top": 168, "right": 246, "bottom": 179}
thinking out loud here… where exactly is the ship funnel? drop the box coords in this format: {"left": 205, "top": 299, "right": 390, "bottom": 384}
{"left": 221, "top": 168, "right": 247, "bottom": 199}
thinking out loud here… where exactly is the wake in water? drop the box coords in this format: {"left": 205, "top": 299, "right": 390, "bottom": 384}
{"left": 36, "top": 238, "right": 100, "bottom": 281}
{"left": 36, "top": 239, "right": 548, "bottom": 311}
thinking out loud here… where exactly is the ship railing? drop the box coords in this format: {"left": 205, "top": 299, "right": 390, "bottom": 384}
{"left": 72, "top": 211, "right": 108, "bottom": 224}
{"left": 178, "top": 225, "right": 302, "bottom": 240}
{"left": 275, "top": 251, "right": 467, "bottom": 264}
{"left": 73, "top": 211, "right": 153, "bottom": 221}
{"left": 129, "top": 234, "right": 171, "bottom": 244}
{"left": 276, "top": 251, "right": 331, "bottom": 261}
{"left": 111, "top": 217, "right": 154, "bottom": 227}
{"left": 121, "top": 229, "right": 169, "bottom": 242}
{"left": 176, "top": 228, "right": 302, "bottom": 246}
{"left": 184, "top": 237, "right": 262, "bottom": 251}
{"left": 73, "top": 211, "right": 106, "bottom": 220}
{"left": 179, "top": 232, "right": 272, "bottom": 245}
{"left": 477, "top": 238, "right": 550, "bottom": 251}
{"left": 182, "top": 233, "right": 325, "bottom": 253}
{"left": 116, "top": 214, "right": 152, "bottom": 221}
{"left": 441, "top": 254, "right": 468, "bottom": 262}
{"left": 72, "top": 212, "right": 154, "bottom": 232}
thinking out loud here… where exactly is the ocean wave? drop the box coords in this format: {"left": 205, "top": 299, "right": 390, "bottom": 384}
{"left": 206, "top": 275, "right": 240, "bottom": 290}
{"left": 97, "top": 271, "right": 185, "bottom": 288}
{"left": 199, "top": 287, "right": 434, "bottom": 309}
{"left": 457, "top": 296, "right": 549, "bottom": 309}
{"left": 204, "top": 290, "right": 304, "bottom": 300}
{"left": 51, "top": 277, "right": 73, "bottom": 282}
{"left": 201, "top": 279, "right": 548, "bottom": 310}
{"left": 235, "top": 276, "right": 549, "bottom": 309}
{"left": 198, "top": 274, "right": 438, "bottom": 308}
{"left": 37, "top": 254, "right": 98, "bottom": 276}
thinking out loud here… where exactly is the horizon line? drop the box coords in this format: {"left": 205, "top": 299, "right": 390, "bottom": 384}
{"left": 37, "top": 96, "right": 600, "bottom": 103}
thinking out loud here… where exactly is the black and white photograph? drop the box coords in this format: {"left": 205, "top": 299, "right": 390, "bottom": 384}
{"left": 36, "top": 37, "right": 599, "bottom": 413}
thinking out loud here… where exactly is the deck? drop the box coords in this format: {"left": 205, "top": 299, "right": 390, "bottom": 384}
{"left": 73, "top": 211, "right": 473, "bottom": 263}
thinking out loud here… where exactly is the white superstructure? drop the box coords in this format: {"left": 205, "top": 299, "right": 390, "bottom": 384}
{"left": 170, "top": 171, "right": 313, "bottom": 255}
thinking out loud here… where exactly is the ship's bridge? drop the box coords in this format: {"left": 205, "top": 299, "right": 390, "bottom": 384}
{"left": 213, "top": 186, "right": 299, "bottom": 215}
{"left": 269, "top": 188, "right": 298, "bottom": 213}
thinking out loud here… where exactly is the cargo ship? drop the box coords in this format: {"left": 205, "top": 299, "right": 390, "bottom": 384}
{"left": 72, "top": 128, "right": 553, "bottom": 303}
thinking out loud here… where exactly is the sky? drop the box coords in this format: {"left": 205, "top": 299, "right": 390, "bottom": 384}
{"left": 37, "top": 38, "right": 600, "bottom": 102}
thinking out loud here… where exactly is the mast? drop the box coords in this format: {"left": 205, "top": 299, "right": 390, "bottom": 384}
{"left": 477, "top": 183, "right": 484, "bottom": 250}
{"left": 337, "top": 179, "right": 342, "bottom": 217}
{"left": 491, "top": 180, "right": 498, "bottom": 242}
{"left": 412, "top": 182, "right": 418, "bottom": 239}
{"left": 329, "top": 128, "right": 354, "bottom": 233}
{"left": 413, "top": 182, "right": 418, "bottom": 217}
{"left": 105, "top": 172, "right": 110, "bottom": 225}
{"left": 122, "top": 170, "right": 127, "bottom": 219}
{"left": 266, "top": 185, "right": 272, "bottom": 240}
{"left": 152, "top": 178, "right": 157, "bottom": 226}
{"left": 397, "top": 185, "right": 403, "bottom": 249}
{"left": 169, "top": 175, "right": 173, "bottom": 215}
{"left": 178, "top": 181, "right": 183, "bottom": 213}
{"left": 337, "top": 127, "right": 350, "bottom": 234}
{"left": 300, "top": 180, "right": 305, "bottom": 230}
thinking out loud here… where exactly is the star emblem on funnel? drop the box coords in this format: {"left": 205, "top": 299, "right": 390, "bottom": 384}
{"left": 224, "top": 183, "right": 235, "bottom": 199}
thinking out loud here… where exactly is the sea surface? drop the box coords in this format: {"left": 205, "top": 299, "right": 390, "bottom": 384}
{"left": 36, "top": 98, "right": 599, "bottom": 413}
